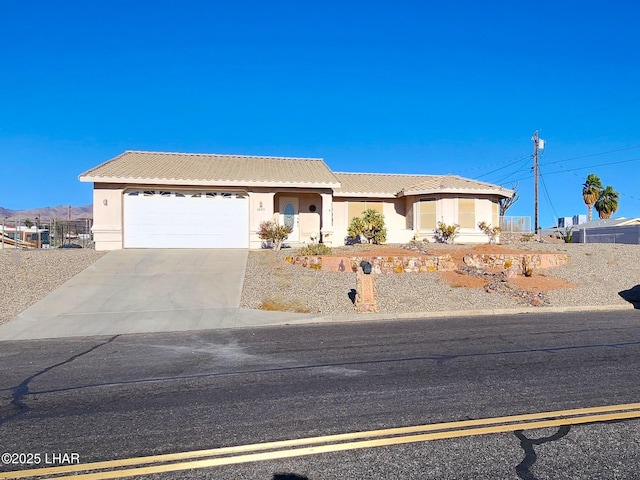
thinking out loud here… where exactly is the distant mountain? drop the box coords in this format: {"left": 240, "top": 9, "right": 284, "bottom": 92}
{"left": 0, "top": 205, "right": 93, "bottom": 221}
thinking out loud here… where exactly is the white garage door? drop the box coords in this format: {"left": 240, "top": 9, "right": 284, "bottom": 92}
{"left": 124, "top": 190, "right": 249, "bottom": 248}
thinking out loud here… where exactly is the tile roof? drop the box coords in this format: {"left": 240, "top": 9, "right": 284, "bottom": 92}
{"left": 79, "top": 151, "right": 512, "bottom": 198}
{"left": 79, "top": 151, "right": 340, "bottom": 188}
{"left": 403, "top": 175, "right": 514, "bottom": 197}
{"left": 333, "top": 173, "right": 432, "bottom": 197}
{"left": 334, "top": 173, "right": 513, "bottom": 198}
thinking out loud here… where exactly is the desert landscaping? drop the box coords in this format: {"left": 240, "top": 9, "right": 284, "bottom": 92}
{"left": 240, "top": 240, "right": 640, "bottom": 315}
{"left": 1, "top": 240, "right": 639, "bottom": 326}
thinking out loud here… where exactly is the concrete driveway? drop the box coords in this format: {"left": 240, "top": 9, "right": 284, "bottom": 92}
{"left": 0, "top": 249, "right": 314, "bottom": 341}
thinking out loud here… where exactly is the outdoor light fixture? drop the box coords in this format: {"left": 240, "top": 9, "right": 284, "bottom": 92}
{"left": 103, "top": 199, "right": 108, "bottom": 206}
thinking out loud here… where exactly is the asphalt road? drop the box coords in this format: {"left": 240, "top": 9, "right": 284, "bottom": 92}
{"left": 1, "top": 310, "right": 639, "bottom": 479}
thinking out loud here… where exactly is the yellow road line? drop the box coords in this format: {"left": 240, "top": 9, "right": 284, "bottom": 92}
{"left": 2, "top": 402, "right": 640, "bottom": 479}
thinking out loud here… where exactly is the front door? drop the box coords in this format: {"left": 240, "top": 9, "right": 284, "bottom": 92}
{"left": 279, "top": 197, "right": 299, "bottom": 242}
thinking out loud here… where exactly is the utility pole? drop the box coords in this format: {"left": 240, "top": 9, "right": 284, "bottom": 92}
{"left": 532, "top": 131, "right": 539, "bottom": 233}
{"left": 531, "top": 131, "right": 544, "bottom": 233}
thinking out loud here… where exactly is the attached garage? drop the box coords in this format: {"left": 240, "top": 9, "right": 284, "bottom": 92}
{"left": 123, "top": 190, "right": 249, "bottom": 248}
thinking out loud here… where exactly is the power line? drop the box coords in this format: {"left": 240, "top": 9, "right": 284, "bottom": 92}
{"left": 459, "top": 144, "right": 640, "bottom": 186}
{"left": 547, "top": 154, "right": 640, "bottom": 204}
{"left": 539, "top": 144, "right": 640, "bottom": 168}
{"left": 508, "top": 156, "right": 640, "bottom": 184}
{"left": 491, "top": 159, "right": 532, "bottom": 185}
{"left": 470, "top": 155, "right": 531, "bottom": 180}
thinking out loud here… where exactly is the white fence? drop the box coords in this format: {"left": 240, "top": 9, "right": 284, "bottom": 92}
{"left": 499, "top": 216, "right": 531, "bottom": 233}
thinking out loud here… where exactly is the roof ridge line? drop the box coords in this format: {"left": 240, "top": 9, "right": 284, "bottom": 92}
{"left": 334, "top": 172, "right": 440, "bottom": 177}
{"left": 124, "top": 150, "right": 324, "bottom": 161}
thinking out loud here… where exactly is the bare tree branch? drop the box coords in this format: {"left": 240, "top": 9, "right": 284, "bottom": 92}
{"left": 499, "top": 182, "right": 519, "bottom": 217}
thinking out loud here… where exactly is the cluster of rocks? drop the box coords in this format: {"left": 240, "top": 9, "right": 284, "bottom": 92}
{"left": 456, "top": 265, "right": 549, "bottom": 307}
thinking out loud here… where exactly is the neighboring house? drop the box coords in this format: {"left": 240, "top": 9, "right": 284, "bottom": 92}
{"left": 544, "top": 218, "right": 640, "bottom": 244}
{"left": 79, "top": 151, "right": 513, "bottom": 250}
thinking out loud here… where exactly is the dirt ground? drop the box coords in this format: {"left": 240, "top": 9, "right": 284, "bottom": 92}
{"left": 329, "top": 244, "right": 576, "bottom": 292}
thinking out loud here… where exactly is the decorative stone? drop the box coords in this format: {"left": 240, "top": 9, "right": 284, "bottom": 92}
{"left": 463, "top": 254, "right": 484, "bottom": 268}
{"left": 505, "top": 267, "right": 519, "bottom": 279}
{"left": 437, "top": 255, "right": 457, "bottom": 271}
{"left": 355, "top": 270, "right": 378, "bottom": 313}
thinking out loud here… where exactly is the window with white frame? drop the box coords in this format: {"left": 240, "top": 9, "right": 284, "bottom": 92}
{"left": 458, "top": 198, "right": 476, "bottom": 228}
{"left": 347, "top": 201, "right": 383, "bottom": 222}
{"left": 419, "top": 199, "right": 437, "bottom": 230}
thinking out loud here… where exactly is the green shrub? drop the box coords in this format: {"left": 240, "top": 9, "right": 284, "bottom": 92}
{"left": 559, "top": 226, "right": 573, "bottom": 243}
{"left": 298, "top": 244, "right": 333, "bottom": 256}
{"left": 347, "top": 209, "right": 387, "bottom": 244}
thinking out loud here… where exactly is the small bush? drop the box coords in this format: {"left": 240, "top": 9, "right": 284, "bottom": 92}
{"left": 478, "top": 221, "right": 502, "bottom": 244}
{"left": 434, "top": 222, "right": 460, "bottom": 244}
{"left": 559, "top": 227, "right": 573, "bottom": 243}
{"left": 257, "top": 220, "right": 292, "bottom": 251}
{"left": 298, "top": 244, "right": 332, "bottom": 256}
{"left": 348, "top": 209, "right": 387, "bottom": 244}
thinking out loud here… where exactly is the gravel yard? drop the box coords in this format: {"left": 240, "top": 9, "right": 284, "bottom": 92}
{"left": 239, "top": 243, "right": 640, "bottom": 315}
{"left": 0, "top": 248, "right": 106, "bottom": 325}
{"left": 1, "top": 243, "right": 639, "bottom": 327}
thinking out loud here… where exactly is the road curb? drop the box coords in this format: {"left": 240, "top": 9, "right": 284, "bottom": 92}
{"left": 261, "top": 303, "right": 637, "bottom": 327}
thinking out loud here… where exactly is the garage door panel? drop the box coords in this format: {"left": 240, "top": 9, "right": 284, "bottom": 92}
{"left": 124, "top": 191, "right": 248, "bottom": 248}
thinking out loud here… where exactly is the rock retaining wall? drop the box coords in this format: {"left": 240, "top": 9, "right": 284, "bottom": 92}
{"left": 287, "top": 254, "right": 457, "bottom": 273}
{"left": 462, "top": 253, "right": 569, "bottom": 275}
{"left": 287, "top": 252, "right": 569, "bottom": 275}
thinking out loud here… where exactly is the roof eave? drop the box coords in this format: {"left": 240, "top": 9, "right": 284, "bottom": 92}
{"left": 79, "top": 175, "right": 340, "bottom": 189}
{"left": 401, "top": 187, "right": 514, "bottom": 198}
{"left": 333, "top": 191, "right": 399, "bottom": 198}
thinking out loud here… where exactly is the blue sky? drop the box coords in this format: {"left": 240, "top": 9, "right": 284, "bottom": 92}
{"left": 1, "top": 0, "right": 639, "bottom": 228}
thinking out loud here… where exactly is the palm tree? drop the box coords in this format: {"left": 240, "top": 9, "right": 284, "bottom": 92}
{"left": 594, "top": 186, "right": 620, "bottom": 219}
{"left": 582, "top": 174, "right": 603, "bottom": 221}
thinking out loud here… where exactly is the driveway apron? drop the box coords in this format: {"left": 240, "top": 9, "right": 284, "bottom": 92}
{"left": 0, "top": 249, "right": 251, "bottom": 340}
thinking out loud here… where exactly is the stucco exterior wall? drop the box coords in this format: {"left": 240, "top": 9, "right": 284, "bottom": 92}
{"left": 332, "top": 200, "right": 348, "bottom": 244}
{"left": 332, "top": 197, "right": 413, "bottom": 245}
{"left": 248, "top": 191, "right": 275, "bottom": 249}
{"left": 297, "top": 193, "right": 323, "bottom": 241}
{"left": 382, "top": 198, "right": 414, "bottom": 243}
{"left": 89, "top": 182, "right": 504, "bottom": 250}
{"left": 252, "top": 191, "right": 333, "bottom": 248}
{"left": 92, "top": 184, "right": 124, "bottom": 250}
